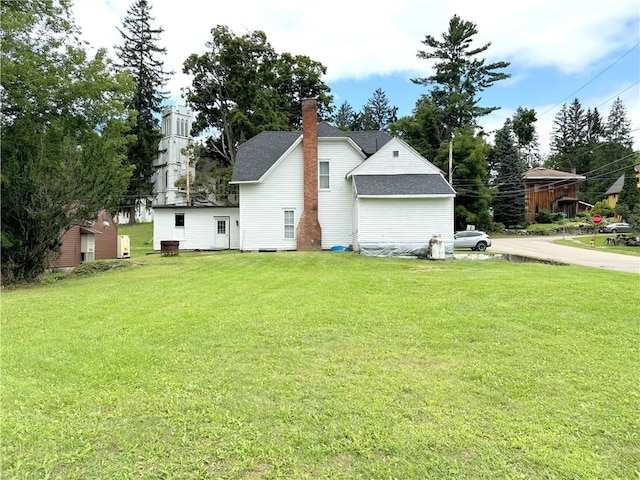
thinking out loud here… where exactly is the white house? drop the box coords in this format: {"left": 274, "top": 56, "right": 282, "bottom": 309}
{"left": 153, "top": 206, "right": 239, "bottom": 251}
{"left": 230, "top": 98, "right": 456, "bottom": 256}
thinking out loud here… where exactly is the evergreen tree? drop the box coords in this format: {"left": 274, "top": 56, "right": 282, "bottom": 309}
{"left": 492, "top": 122, "right": 527, "bottom": 227}
{"left": 412, "top": 14, "right": 510, "bottom": 140}
{"left": 115, "top": 0, "right": 172, "bottom": 223}
{"left": 615, "top": 157, "right": 640, "bottom": 225}
{"left": 605, "top": 97, "right": 633, "bottom": 148}
{"left": 360, "top": 88, "right": 398, "bottom": 131}
{"left": 547, "top": 99, "right": 590, "bottom": 174}
{"left": 332, "top": 101, "right": 358, "bottom": 131}
{"left": 1, "top": 0, "right": 134, "bottom": 285}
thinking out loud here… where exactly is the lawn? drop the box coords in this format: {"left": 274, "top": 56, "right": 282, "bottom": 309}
{"left": 554, "top": 234, "right": 640, "bottom": 257}
{"left": 2, "top": 230, "right": 639, "bottom": 479}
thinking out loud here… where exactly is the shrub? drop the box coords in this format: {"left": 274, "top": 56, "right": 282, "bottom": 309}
{"left": 535, "top": 210, "right": 554, "bottom": 223}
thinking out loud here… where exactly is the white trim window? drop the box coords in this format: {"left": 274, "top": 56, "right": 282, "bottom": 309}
{"left": 284, "top": 209, "right": 295, "bottom": 239}
{"left": 319, "top": 161, "right": 330, "bottom": 189}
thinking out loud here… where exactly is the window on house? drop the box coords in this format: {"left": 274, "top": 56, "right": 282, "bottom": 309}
{"left": 175, "top": 214, "right": 185, "bottom": 227}
{"left": 217, "top": 220, "right": 226, "bottom": 234}
{"left": 284, "top": 210, "right": 295, "bottom": 239}
{"left": 319, "top": 161, "right": 330, "bottom": 189}
{"left": 393, "top": 150, "right": 399, "bottom": 157}
{"left": 534, "top": 185, "right": 540, "bottom": 193}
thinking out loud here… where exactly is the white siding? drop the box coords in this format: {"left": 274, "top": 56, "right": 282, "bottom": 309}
{"left": 153, "top": 207, "right": 239, "bottom": 250}
{"left": 239, "top": 148, "right": 304, "bottom": 251}
{"left": 350, "top": 137, "right": 441, "bottom": 176}
{"left": 356, "top": 197, "right": 454, "bottom": 247}
{"left": 317, "top": 139, "right": 365, "bottom": 248}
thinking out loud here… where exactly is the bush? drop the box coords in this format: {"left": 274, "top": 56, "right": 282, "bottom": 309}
{"left": 535, "top": 210, "right": 554, "bottom": 223}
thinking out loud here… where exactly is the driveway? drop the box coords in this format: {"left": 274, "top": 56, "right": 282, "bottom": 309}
{"left": 490, "top": 236, "right": 640, "bottom": 274}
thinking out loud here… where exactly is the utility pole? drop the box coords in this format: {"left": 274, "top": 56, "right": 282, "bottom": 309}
{"left": 448, "top": 134, "right": 454, "bottom": 185}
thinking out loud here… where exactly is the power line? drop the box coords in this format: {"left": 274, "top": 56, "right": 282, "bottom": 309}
{"left": 539, "top": 41, "right": 640, "bottom": 118}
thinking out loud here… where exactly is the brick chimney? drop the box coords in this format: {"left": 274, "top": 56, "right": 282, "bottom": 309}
{"left": 296, "top": 98, "right": 322, "bottom": 250}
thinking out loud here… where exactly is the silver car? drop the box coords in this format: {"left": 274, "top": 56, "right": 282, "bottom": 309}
{"left": 599, "top": 222, "right": 633, "bottom": 234}
{"left": 454, "top": 230, "right": 492, "bottom": 251}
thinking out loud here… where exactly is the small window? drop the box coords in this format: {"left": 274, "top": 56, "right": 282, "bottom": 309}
{"left": 217, "top": 220, "right": 226, "bottom": 234}
{"left": 534, "top": 185, "right": 540, "bottom": 193}
{"left": 175, "top": 214, "right": 185, "bottom": 227}
{"left": 284, "top": 210, "right": 295, "bottom": 239}
{"left": 319, "top": 161, "right": 330, "bottom": 189}
{"left": 393, "top": 150, "right": 399, "bottom": 157}
{"left": 548, "top": 185, "right": 554, "bottom": 192}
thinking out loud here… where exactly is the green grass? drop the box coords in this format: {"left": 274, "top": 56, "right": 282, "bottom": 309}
{"left": 554, "top": 234, "right": 640, "bottom": 257}
{"left": 2, "top": 247, "right": 639, "bottom": 478}
{"left": 118, "top": 222, "right": 154, "bottom": 257}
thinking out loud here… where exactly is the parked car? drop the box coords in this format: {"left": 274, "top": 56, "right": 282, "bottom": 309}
{"left": 599, "top": 222, "right": 633, "bottom": 234}
{"left": 454, "top": 230, "right": 492, "bottom": 251}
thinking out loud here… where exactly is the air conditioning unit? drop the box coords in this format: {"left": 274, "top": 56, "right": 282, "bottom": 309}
{"left": 117, "top": 235, "right": 131, "bottom": 259}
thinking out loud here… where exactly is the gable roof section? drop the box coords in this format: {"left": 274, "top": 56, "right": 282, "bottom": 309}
{"left": 605, "top": 175, "right": 625, "bottom": 196}
{"left": 232, "top": 122, "right": 392, "bottom": 183}
{"left": 347, "top": 137, "right": 441, "bottom": 178}
{"left": 524, "top": 167, "right": 585, "bottom": 181}
{"left": 232, "top": 131, "right": 301, "bottom": 182}
{"left": 354, "top": 174, "right": 455, "bottom": 197}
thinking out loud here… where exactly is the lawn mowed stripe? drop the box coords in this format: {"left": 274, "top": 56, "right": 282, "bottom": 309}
{"left": 2, "top": 253, "right": 638, "bottom": 478}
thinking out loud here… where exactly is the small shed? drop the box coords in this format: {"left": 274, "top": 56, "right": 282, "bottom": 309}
{"left": 49, "top": 210, "right": 119, "bottom": 269}
{"left": 153, "top": 206, "right": 240, "bottom": 251}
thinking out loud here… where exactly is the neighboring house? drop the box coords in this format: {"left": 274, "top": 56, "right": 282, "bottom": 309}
{"left": 524, "top": 167, "right": 586, "bottom": 223}
{"left": 153, "top": 206, "right": 240, "bottom": 251}
{"left": 49, "top": 210, "right": 120, "bottom": 269}
{"left": 605, "top": 164, "right": 640, "bottom": 208}
{"left": 230, "top": 98, "right": 456, "bottom": 256}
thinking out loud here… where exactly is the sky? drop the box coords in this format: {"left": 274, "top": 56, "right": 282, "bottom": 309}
{"left": 73, "top": 0, "right": 640, "bottom": 155}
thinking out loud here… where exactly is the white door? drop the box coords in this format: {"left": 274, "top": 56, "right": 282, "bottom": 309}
{"left": 214, "top": 217, "right": 230, "bottom": 249}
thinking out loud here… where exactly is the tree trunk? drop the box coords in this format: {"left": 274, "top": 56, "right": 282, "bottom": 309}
{"left": 128, "top": 204, "right": 137, "bottom": 225}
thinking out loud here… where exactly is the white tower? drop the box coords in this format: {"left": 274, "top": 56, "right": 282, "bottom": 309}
{"left": 153, "top": 105, "right": 195, "bottom": 206}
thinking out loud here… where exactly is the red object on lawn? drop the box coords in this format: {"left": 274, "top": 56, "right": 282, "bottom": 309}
{"left": 592, "top": 214, "right": 603, "bottom": 225}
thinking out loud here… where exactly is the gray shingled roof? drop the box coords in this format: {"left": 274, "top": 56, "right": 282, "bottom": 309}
{"left": 353, "top": 174, "right": 455, "bottom": 196}
{"left": 231, "top": 122, "right": 392, "bottom": 182}
{"left": 605, "top": 175, "right": 624, "bottom": 195}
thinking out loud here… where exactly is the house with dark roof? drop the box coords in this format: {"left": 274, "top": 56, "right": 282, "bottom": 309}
{"left": 605, "top": 165, "right": 640, "bottom": 209}
{"left": 230, "top": 99, "right": 456, "bottom": 255}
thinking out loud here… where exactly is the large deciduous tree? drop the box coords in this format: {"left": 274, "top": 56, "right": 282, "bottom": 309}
{"left": 115, "top": 0, "right": 172, "bottom": 223}
{"left": 182, "top": 25, "right": 332, "bottom": 200}
{"left": 1, "top": 0, "right": 134, "bottom": 285}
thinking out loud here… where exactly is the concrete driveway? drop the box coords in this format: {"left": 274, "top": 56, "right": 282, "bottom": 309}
{"left": 490, "top": 236, "right": 640, "bottom": 274}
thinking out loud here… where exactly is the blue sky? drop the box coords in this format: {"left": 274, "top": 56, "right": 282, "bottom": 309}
{"left": 74, "top": 0, "right": 640, "bottom": 154}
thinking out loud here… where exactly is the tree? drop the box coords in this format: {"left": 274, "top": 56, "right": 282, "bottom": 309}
{"left": 391, "top": 96, "right": 444, "bottom": 163}
{"left": 1, "top": 0, "right": 134, "bottom": 285}
{"left": 332, "top": 101, "right": 358, "bottom": 131}
{"left": 615, "top": 157, "right": 640, "bottom": 225}
{"left": 360, "top": 88, "right": 398, "bottom": 131}
{"left": 412, "top": 14, "right": 510, "bottom": 140}
{"left": 183, "top": 26, "right": 332, "bottom": 169}
{"left": 433, "top": 128, "right": 493, "bottom": 231}
{"left": 605, "top": 97, "right": 633, "bottom": 148}
{"left": 491, "top": 122, "right": 527, "bottom": 227}
{"left": 511, "top": 107, "right": 541, "bottom": 168}
{"left": 115, "top": 0, "right": 172, "bottom": 223}
{"left": 547, "top": 98, "right": 590, "bottom": 174}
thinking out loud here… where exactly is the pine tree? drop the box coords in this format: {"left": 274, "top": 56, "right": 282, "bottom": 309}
{"left": 615, "top": 157, "right": 640, "bottom": 225}
{"left": 332, "top": 101, "right": 358, "bottom": 131}
{"left": 360, "top": 88, "right": 398, "bottom": 131}
{"left": 412, "top": 14, "right": 510, "bottom": 139}
{"left": 115, "top": 0, "right": 172, "bottom": 223}
{"left": 492, "top": 122, "right": 527, "bottom": 227}
{"left": 605, "top": 97, "right": 633, "bottom": 148}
